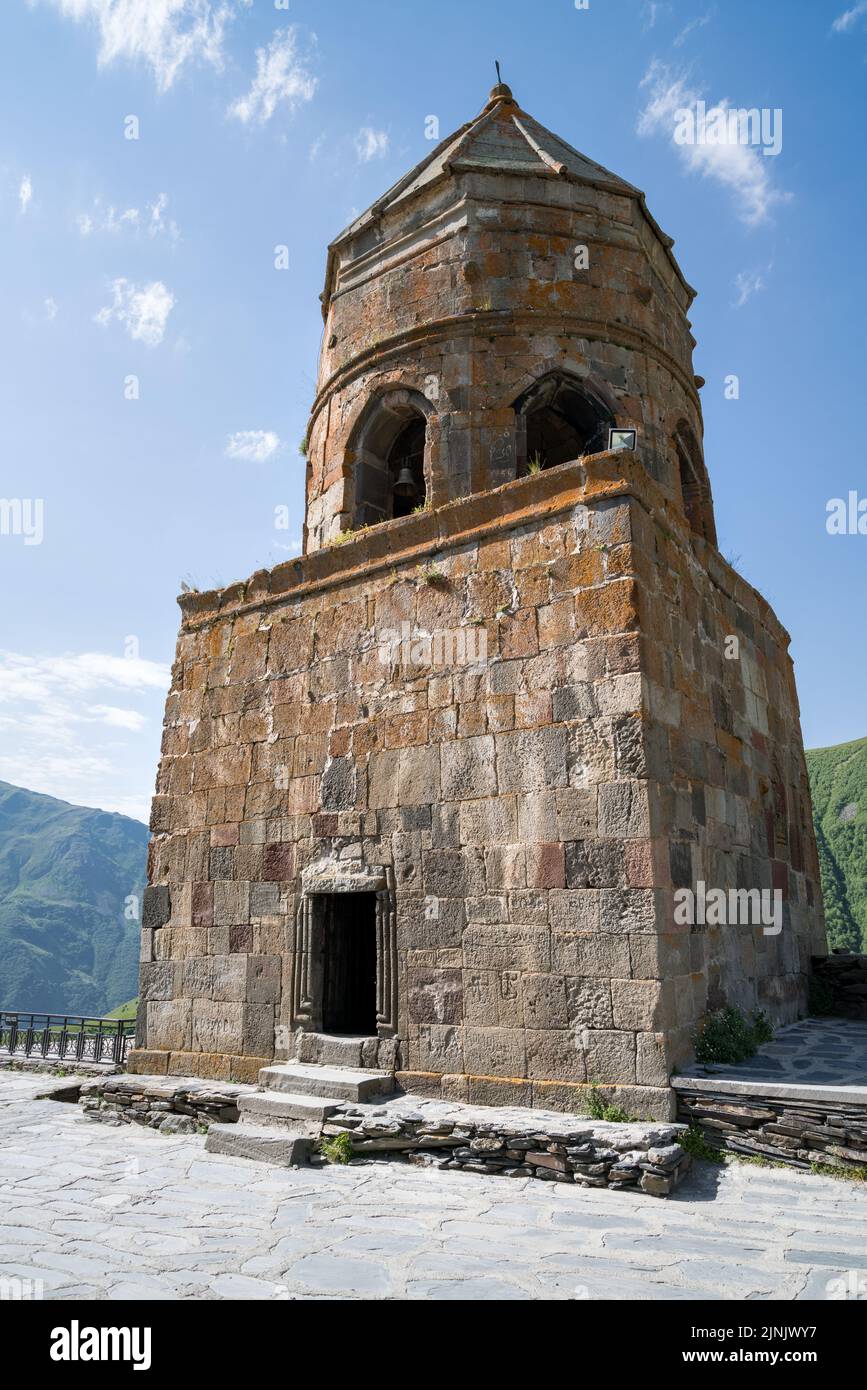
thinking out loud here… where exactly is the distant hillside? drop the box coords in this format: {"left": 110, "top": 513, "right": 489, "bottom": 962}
{"left": 0, "top": 781, "right": 148, "bottom": 1016}
{"left": 806, "top": 737, "right": 867, "bottom": 953}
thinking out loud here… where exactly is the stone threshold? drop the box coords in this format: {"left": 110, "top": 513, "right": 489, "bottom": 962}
{"left": 673, "top": 1075, "right": 867, "bottom": 1106}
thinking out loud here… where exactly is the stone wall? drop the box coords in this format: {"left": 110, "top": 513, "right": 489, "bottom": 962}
{"left": 676, "top": 1080, "right": 867, "bottom": 1172}
{"left": 320, "top": 1103, "right": 691, "bottom": 1195}
{"left": 132, "top": 450, "right": 822, "bottom": 1119}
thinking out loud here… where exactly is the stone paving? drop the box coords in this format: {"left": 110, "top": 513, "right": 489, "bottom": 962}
{"left": 681, "top": 1017, "right": 867, "bottom": 1090}
{"left": 2, "top": 1073, "right": 867, "bottom": 1300}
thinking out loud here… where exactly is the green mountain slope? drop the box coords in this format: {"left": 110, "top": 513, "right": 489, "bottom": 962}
{"left": 806, "top": 736, "right": 867, "bottom": 953}
{"left": 0, "top": 781, "right": 148, "bottom": 1015}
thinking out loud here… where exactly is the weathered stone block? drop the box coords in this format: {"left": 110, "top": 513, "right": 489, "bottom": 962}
{"left": 526, "top": 1029, "right": 586, "bottom": 1082}
{"left": 440, "top": 735, "right": 497, "bottom": 800}
{"left": 213, "top": 880, "right": 251, "bottom": 927}
{"left": 495, "top": 727, "right": 568, "bottom": 791}
{"left": 250, "top": 881, "right": 281, "bottom": 917}
{"left": 408, "top": 968, "right": 463, "bottom": 1024}
{"left": 246, "top": 954, "right": 281, "bottom": 1005}
{"left": 140, "top": 960, "right": 175, "bottom": 1003}
{"left": 192, "top": 999, "right": 243, "bottom": 1054}
{"left": 147, "top": 999, "right": 191, "bottom": 1052}
{"left": 464, "top": 1026, "right": 527, "bottom": 1078}
{"left": 142, "top": 885, "right": 171, "bottom": 930}
{"left": 522, "top": 972, "right": 568, "bottom": 1028}
{"left": 459, "top": 796, "right": 517, "bottom": 844}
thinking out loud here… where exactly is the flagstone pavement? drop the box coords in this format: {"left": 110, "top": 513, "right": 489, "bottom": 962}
{"left": 1, "top": 1072, "right": 866, "bottom": 1301}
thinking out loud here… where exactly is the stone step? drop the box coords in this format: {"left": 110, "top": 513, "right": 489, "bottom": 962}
{"left": 237, "top": 1090, "right": 341, "bottom": 1127}
{"left": 296, "top": 1032, "right": 379, "bottom": 1068}
{"left": 205, "top": 1123, "right": 312, "bottom": 1167}
{"left": 259, "top": 1060, "right": 394, "bottom": 1103}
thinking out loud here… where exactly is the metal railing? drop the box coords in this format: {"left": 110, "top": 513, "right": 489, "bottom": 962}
{"left": 0, "top": 1011, "right": 135, "bottom": 1067}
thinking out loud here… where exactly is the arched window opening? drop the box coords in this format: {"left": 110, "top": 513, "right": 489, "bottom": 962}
{"left": 514, "top": 375, "right": 614, "bottom": 474}
{"left": 351, "top": 390, "right": 430, "bottom": 527}
{"left": 674, "top": 421, "right": 716, "bottom": 545}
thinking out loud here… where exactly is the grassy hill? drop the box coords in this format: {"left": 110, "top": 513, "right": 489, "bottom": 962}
{"left": 0, "top": 781, "right": 148, "bottom": 1016}
{"left": 806, "top": 736, "right": 867, "bottom": 952}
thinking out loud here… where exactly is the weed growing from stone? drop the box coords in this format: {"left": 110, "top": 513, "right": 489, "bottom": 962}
{"left": 419, "top": 564, "right": 448, "bottom": 587}
{"left": 694, "top": 1006, "right": 774, "bottom": 1064}
{"left": 319, "top": 1132, "right": 354, "bottom": 1164}
{"left": 810, "top": 1159, "right": 867, "bottom": 1183}
{"left": 584, "top": 1083, "right": 634, "bottom": 1123}
{"left": 679, "top": 1124, "right": 724, "bottom": 1163}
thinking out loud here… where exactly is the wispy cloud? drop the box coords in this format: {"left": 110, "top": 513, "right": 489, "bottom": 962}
{"left": 94, "top": 278, "right": 175, "bottom": 347}
{"left": 77, "top": 192, "right": 179, "bottom": 240}
{"left": 733, "top": 268, "right": 767, "bottom": 308}
{"left": 674, "top": 9, "right": 714, "bottom": 47}
{"left": 637, "top": 62, "right": 790, "bottom": 226}
{"left": 832, "top": 2, "right": 867, "bottom": 33}
{"left": 37, "top": 0, "right": 239, "bottom": 93}
{"left": 354, "top": 126, "right": 389, "bottom": 163}
{"left": 19, "top": 175, "right": 33, "bottom": 214}
{"left": 228, "top": 27, "right": 317, "bottom": 125}
{"left": 225, "top": 430, "right": 281, "bottom": 463}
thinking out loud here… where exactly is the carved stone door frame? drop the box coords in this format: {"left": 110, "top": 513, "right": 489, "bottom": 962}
{"left": 290, "top": 863, "right": 397, "bottom": 1037}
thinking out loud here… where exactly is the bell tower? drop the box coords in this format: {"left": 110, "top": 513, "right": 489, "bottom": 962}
{"left": 133, "top": 83, "right": 823, "bottom": 1120}
{"left": 304, "top": 82, "right": 716, "bottom": 551}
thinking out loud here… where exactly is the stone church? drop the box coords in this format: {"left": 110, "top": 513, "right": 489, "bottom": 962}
{"left": 130, "top": 83, "right": 826, "bottom": 1119}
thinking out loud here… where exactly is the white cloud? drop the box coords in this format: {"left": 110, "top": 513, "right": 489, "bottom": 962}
{"left": 0, "top": 651, "right": 171, "bottom": 701}
{"left": 354, "top": 126, "right": 389, "bottom": 163}
{"left": 78, "top": 204, "right": 138, "bottom": 236}
{"left": 44, "top": 297, "right": 59, "bottom": 320}
{"left": 19, "top": 175, "right": 33, "bottom": 214}
{"left": 228, "top": 26, "right": 317, "bottom": 125}
{"left": 147, "top": 192, "right": 180, "bottom": 239}
{"left": 76, "top": 192, "right": 178, "bottom": 240}
{"left": 637, "top": 62, "right": 790, "bottom": 226}
{"left": 0, "top": 649, "right": 171, "bottom": 821}
{"left": 832, "top": 2, "right": 867, "bottom": 32}
{"left": 674, "top": 10, "right": 713, "bottom": 47}
{"left": 641, "top": 1, "right": 666, "bottom": 30}
{"left": 225, "top": 430, "right": 281, "bottom": 463}
{"left": 88, "top": 704, "right": 148, "bottom": 730}
{"left": 95, "top": 278, "right": 175, "bottom": 346}
{"left": 38, "top": 0, "right": 238, "bottom": 93}
{"left": 733, "top": 269, "right": 766, "bottom": 308}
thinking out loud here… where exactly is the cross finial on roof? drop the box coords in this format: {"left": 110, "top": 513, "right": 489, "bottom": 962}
{"left": 488, "top": 60, "right": 514, "bottom": 105}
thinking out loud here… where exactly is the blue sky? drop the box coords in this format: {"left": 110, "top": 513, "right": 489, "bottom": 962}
{"left": 0, "top": 0, "right": 864, "bottom": 822}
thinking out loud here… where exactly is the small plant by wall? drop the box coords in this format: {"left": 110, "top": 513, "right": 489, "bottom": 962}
{"left": 318, "top": 1132, "right": 354, "bottom": 1164}
{"left": 694, "top": 1007, "right": 774, "bottom": 1065}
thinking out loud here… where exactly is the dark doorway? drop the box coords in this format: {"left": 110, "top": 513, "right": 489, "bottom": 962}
{"left": 321, "top": 892, "right": 378, "bottom": 1034}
